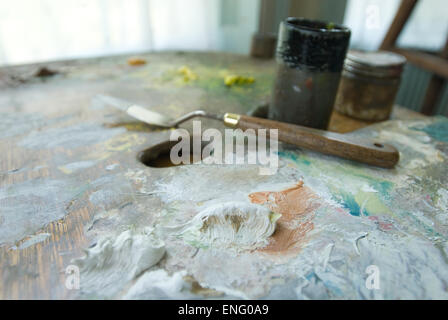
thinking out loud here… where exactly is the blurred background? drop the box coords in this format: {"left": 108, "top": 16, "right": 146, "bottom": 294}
{"left": 0, "top": 0, "right": 447, "bottom": 114}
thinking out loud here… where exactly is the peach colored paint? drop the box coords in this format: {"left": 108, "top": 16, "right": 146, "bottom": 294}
{"left": 249, "top": 181, "right": 319, "bottom": 255}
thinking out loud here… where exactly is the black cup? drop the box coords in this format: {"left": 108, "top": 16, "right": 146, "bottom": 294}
{"left": 269, "top": 17, "right": 351, "bottom": 129}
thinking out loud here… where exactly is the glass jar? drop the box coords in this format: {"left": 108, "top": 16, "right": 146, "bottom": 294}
{"left": 335, "top": 50, "right": 406, "bottom": 121}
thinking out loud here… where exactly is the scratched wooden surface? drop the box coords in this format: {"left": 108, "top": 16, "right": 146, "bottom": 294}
{"left": 0, "top": 52, "right": 424, "bottom": 299}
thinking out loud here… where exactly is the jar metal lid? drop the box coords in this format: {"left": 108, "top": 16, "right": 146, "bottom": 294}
{"left": 344, "top": 50, "right": 406, "bottom": 78}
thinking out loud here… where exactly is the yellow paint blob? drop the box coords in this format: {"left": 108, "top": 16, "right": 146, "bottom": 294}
{"left": 224, "top": 74, "right": 255, "bottom": 87}
{"left": 128, "top": 57, "right": 147, "bottom": 66}
{"left": 178, "top": 66, "right": 198, "bottom": 82}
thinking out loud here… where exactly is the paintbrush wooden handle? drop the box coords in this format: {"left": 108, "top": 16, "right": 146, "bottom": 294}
{"left": 223, "top": 113, "right": 399, "bottom": 168}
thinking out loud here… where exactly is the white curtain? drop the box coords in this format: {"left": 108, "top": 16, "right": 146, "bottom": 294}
{"left": 344, "top": 0, "right": 448, "bottom": 51}
{"left": 0, "top": 0, "right": 259, "bottom": 66}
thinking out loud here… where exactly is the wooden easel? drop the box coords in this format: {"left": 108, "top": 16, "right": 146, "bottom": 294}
{"left": 380, "top": 0, "right": 448, "bottom": 115}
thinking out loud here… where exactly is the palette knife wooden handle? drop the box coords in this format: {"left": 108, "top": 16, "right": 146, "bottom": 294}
{"left": 223, "top": 113, "right": 399, "bottom": 168}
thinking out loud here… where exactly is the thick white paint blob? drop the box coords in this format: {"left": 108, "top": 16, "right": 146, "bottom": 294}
{"left": 181, "top": 202, "right": 280, "bottom": 250}
{"left": 74, "top": 228, "right": 165, "bottom": 298}
{"left": 123, "top": 269, "right": 191, "bottom": 299}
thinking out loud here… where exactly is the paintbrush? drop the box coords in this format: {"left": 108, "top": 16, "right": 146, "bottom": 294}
{"left": 96, "top": 94, "right": 399, "bottom": 168}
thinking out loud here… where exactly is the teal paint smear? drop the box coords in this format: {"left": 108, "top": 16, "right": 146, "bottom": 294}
{"left": 370, "top": 180, "right": 394, "bottom": 200}
{"left": 411, "top": 116, "right": 448, "bottom": 142}
{"left": 301, "top": 158, "right": 311, "bottom": 166}
{"left": 278, "top": 150, "right": 311, "bottom": 166}
{"left": 336, "top": 192, "right": 362, "bottom": 216}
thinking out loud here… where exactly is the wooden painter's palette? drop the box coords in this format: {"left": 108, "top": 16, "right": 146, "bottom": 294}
{"left": 1, "top": 52, "right": 447, "bottom": 299}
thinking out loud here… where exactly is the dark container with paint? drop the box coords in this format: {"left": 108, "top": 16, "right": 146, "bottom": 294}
{"left": 269, "top": 17, "right": 351, "bottom": 129}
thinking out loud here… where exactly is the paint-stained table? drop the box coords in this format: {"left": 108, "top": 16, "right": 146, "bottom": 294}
{"left": 0, "top": 52, "right": 447, "bottom": 299}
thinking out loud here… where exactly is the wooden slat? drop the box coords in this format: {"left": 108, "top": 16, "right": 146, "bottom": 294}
{"left": 421, "top": 77, "right": 446, "bottom": 115}
{"left": 421, "top": 37, "right": 448, "bottom": 115}
{"left": 380, "top": 0, "right": 418, "bottom": 50}
{"left": 391, "top": 48, "right": 448, "bottom": 79}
